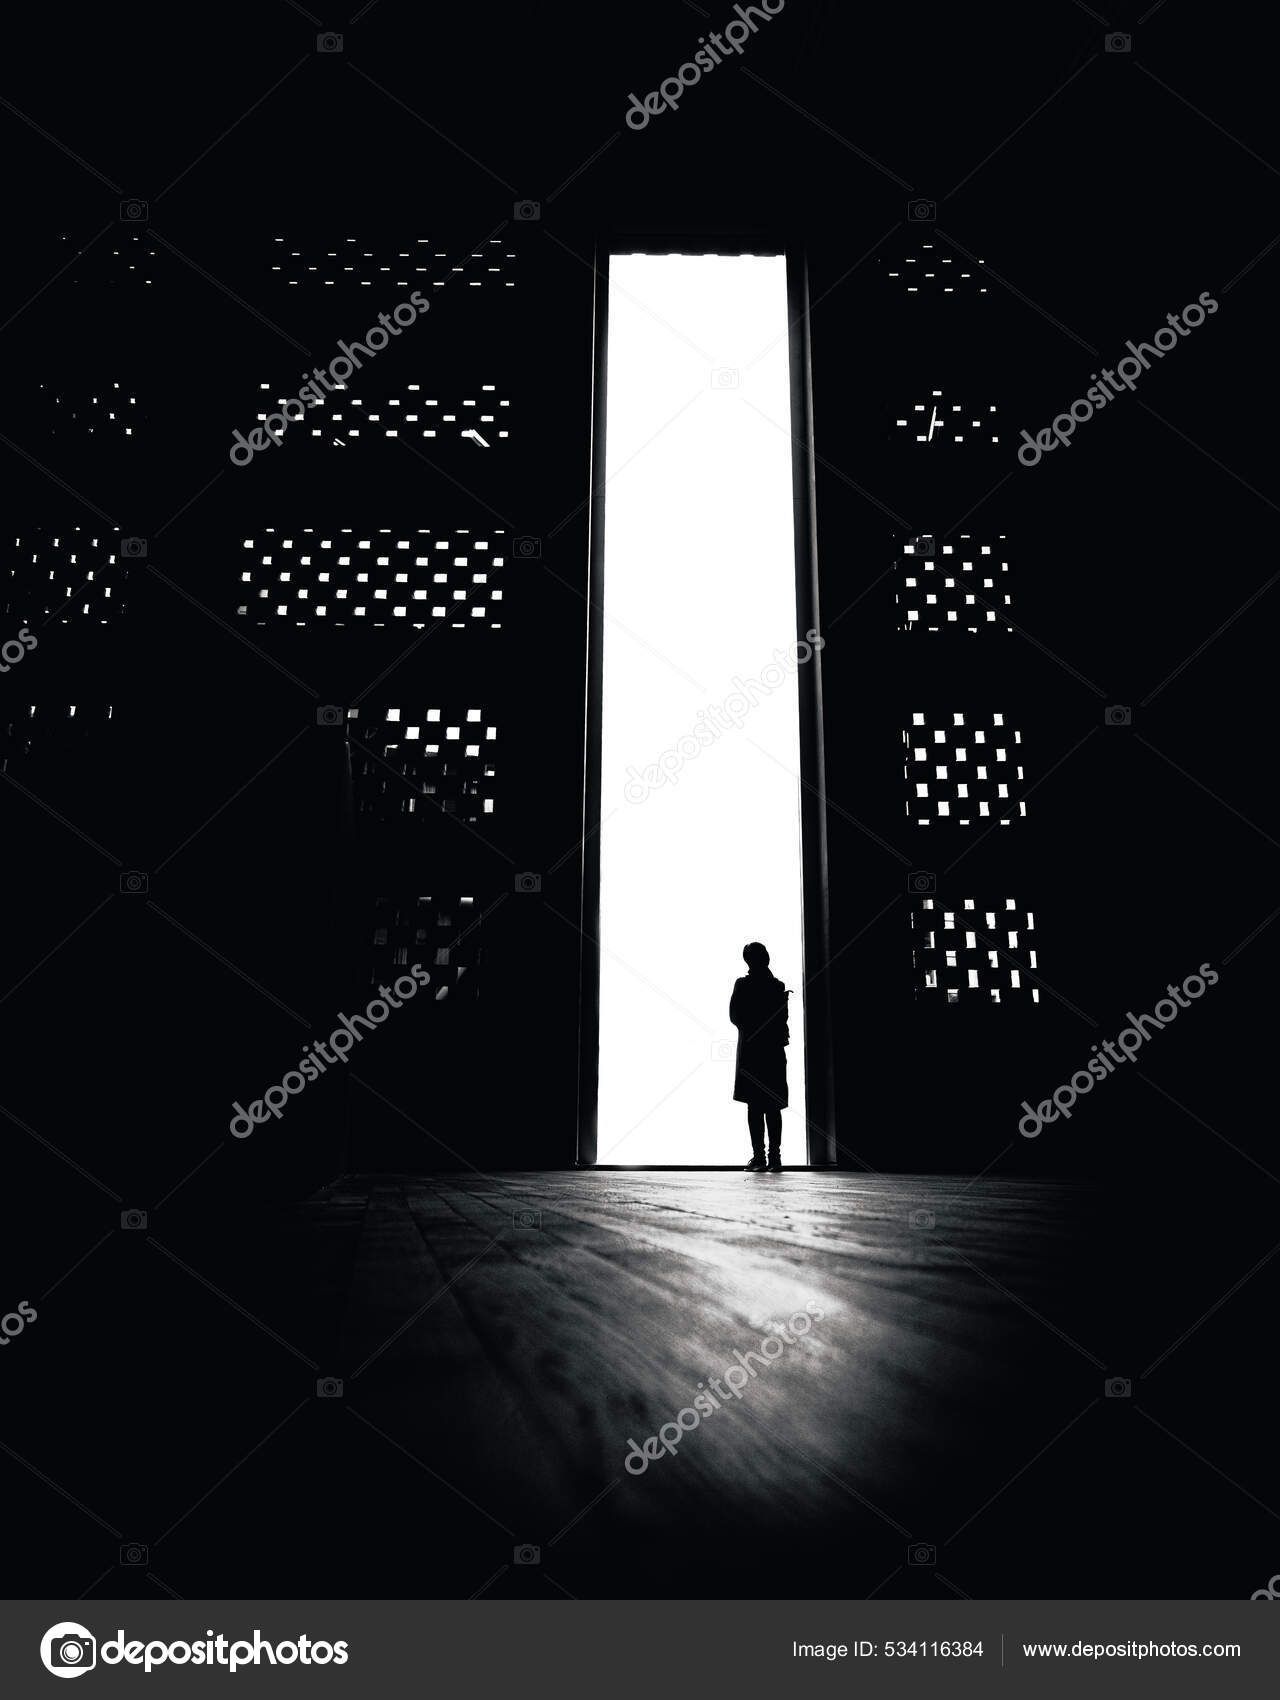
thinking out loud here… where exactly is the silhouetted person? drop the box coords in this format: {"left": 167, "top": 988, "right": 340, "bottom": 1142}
{"left": 730, "top": 941, "right": 789, "bottom": 1173}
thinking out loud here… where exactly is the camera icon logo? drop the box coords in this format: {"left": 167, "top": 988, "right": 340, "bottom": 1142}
{"left": 1105, "top": 1376, "right": 1132, "bottom": 1398}
{"left": 119, "top": 537, "right": 148, "bottom": 559}
{"left": 513, "top": 535, "right": 541, "bottom": 559}
{"left": 121, "top": 1209, "right": 148, "bottom": 1231}
{"left": 909, "top": 1209, "right": 935, "bottom": 1229}
{"left": 513, "top": 1209, "right": 542, "bottom": 1229}
{"left": 317, "top": 1376, "right": 344, "bottom": 1398}
{"left": 1105, "top": 32, "right": 1132, "bottom": 52}
{"left": 711, "top": 1039, "right": 736, "bottom": 1060}
{"left": 905, "top": 535, "right": 936, "bottom": 557}
{"left": 514, "top": 1543, "right": 541, "bottom": 1564}
{"left": 1105, "top": 705, "right": 1132, "bottom": 726}
{"left": 316, "top": 705, "right": 344, "bottom": 727}
{"left": 908, "top": 199, "right": 936, "bottom": 222}
{"left": 711, "top": 368, "right": 740, "bottom": 390}
{"left": 515, "top": 872, "right": 541, "bottom": 894}
{"left": 120, "top": 1542, "right": 148, "bottom": 1566}
{"left": 907, "top": 1542, "right": 936, "bottom": 1566}
{"left": 119, "top": 871, "right": 149, "bottom": 896}
{"left": 41, "top": 1622, "right": 97, "bottom": 1678}
{"left": 119, "top": 200, "right": 148, "bottom": 223}
{"left": 317, "top": 32, "right": 344, "bottom": 52}
{"left": 514, "top": 200, "right": 541, "bottom": 222}
{"left": 909, "top": 869, "right": 936, "bottom": 895}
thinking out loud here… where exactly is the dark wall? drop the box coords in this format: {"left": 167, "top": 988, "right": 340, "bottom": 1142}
{"left": 4, "top": 1, "right": 1273, "bottom": 1207}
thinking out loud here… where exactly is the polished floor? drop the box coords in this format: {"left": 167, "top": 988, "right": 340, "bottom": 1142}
{"left": 259, "top": 1169, "right": 1103, "bottom": 1598}
{"left": 35, "top": 1163, "right": 1266, "bottom": 1600}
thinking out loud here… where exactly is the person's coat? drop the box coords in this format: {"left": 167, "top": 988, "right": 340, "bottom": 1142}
{"left": 729, "top": 971, "right": 789, "bottom": 1107}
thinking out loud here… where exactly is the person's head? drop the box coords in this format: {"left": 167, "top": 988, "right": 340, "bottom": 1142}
{"left": 743, "top": 941, "right": 770, "bottom": 973}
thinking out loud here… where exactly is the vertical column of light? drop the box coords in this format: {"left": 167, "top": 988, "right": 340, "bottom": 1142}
{"left": 595, "top": 253, "right": 808, "bottom": 1164}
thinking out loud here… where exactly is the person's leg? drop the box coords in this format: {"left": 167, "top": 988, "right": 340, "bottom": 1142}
{"left": 766, "top": 1106, "right": 782, "bottom": 1169}
{"left": 746, "top": 1104, "right": 765, "bottom": 1166}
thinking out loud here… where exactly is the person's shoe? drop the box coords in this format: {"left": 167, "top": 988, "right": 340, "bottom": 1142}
{"left": 744, "top": 1157, "right": 767, "bottom": 1172}
{"left": 767, "top": 1156, "right": 783, "bottom": 1173}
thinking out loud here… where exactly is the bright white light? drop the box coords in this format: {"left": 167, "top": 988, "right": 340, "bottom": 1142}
{"left": 596, "top": 253, "right": 808, "bottom": 1164}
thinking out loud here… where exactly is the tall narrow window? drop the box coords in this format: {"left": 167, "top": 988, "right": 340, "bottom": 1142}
{"left": 592, "top": 252, "right": 810, "bottom": 1164}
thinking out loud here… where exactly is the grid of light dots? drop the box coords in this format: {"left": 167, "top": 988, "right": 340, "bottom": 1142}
{"left": 899, "top": 535, "right": 1011, "bottom": 631}
{"left": 8, "top": 703, "right": 112, "bottom": 728}
{"left": 370, "top": 894, "right": 479, "bottom": 1001}
{"left": 904, "top": 711, "right": 1026, "bottom": 824}
{"left": 239, "top": 531, "right": 504, "bottom": 626}
{"left": 271, "top": 236, "right": 516, "bottom": 287}
{"left": 3, "top": 703, "right": 115, "bottom": 768}
{"left": 896, "top": 392, "right": 999, "bottom": 443}
{"left": 914, "top": 898, "right": 1039, "bottom": 1003}
{"left": 256, "top": 383, "right": 510, "bottom": 442}
{"left": 38, "top": 383, "right": 136, "bottom": 434}
{"left": 349, "top": 706, "right": 497, "bottom": 817}
{"left": 68, "top": 234, "right": 156, "bottom": 283}
{"left": 885, "top": 245, "right": 988, "bottom": 293}
{"left": 10, "top": 529, "right": 121, "bottom": 620}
